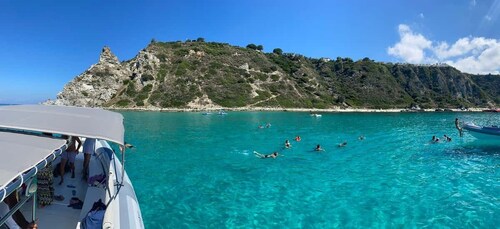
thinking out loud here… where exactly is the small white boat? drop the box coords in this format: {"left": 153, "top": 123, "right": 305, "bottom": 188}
{"left": 0, "top": 105, "right": 144, "bottom": 229}
{"left": 463, "top": 123, "right": 500, "bottom": 141}
{"left": 218, "top": 110, "right": 227, "bottom": 115}
{"left": 310, "top": 113, "right": 322, "bottom": 117}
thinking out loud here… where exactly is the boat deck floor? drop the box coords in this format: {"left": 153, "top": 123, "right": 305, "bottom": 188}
{"left": 21, "top": 153, "right": 89, "bottom": 229}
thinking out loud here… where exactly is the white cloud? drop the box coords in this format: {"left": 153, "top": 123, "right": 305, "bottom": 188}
{"left": 419, "top": 13, "right": 425, "bottom": 19}
{"left": 387, "top": 24, "right": 432, "bottom": 64}
{"left": 387, "top": 24, "right": 500, "bottom": 74}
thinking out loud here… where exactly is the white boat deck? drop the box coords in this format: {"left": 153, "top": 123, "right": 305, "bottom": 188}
{"left": 20, "top": 148, "right": 106, "bottom": 229}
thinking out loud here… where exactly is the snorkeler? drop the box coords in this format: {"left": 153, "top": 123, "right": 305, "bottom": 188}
{"left": 358, "top": 135, "right": 365, "bottom": 140}
{"left": 254, "top": 151, "right": 279, "bottom": 159}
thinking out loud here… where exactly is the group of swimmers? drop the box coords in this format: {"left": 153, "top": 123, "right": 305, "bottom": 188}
{"left": 255, "top": 136, "right": 302, "bottom": 159}
{"left": 430, "top": 118, "right": 464, "bottom": 143}
{"left": 256, "top": 134, "right": 366, "bottom": 159}
{"left": 258, "top": 123, "right": 272, "bottom": 129}
{"left": 431, "top": 134, "right": 452, "bottom": 143}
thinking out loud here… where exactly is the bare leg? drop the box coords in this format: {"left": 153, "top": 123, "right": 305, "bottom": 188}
{"left": 59, "top": 158, "right": 67, "bottom": 185}
{"left": 70, "top": 162, "right": 75, "bottom": 178}
{"left": 83, "top": 153, "right": 91, "bottom": 180}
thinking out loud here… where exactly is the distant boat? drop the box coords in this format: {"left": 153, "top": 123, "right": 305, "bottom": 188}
{"left": 463, "top": 123, "right": 500, "bottom": 141}
{"left": 218, "top": 110, "right": 227, "bottom": 115}
{"left": 202, "top": 112, "right": 212, "bottom": 115}
{"left": 310, "top": 113, "right": 322, "bottom": 117}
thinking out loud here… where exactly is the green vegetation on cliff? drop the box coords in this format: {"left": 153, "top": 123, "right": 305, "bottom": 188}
{"left": 92, "top": 40, "right": 500, "bottom": 109}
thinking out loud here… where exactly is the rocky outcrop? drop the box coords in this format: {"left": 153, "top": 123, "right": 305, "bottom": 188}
{"left": 46, "top": 47, "right": 130, "bottom": 107}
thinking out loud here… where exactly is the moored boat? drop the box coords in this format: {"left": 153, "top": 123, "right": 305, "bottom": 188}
{"left": 0, "top": 105, "right": 144, "bottom": 229}
{"left": 462, "top": 122, "right": 500, "bottom": 141}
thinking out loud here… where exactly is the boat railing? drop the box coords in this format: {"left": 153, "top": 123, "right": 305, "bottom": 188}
{"left": 0, "top": 142, "right": 67, "bottom": 203}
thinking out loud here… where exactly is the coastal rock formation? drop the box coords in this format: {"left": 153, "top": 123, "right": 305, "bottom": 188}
{"left": 47, "top": 40, "right": 499, "bottom": 109}
{"left": 48, "top": 47, "right": 130, "bottom": 107}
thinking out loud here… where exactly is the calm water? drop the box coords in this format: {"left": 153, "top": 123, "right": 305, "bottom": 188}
{"left": 121, "top": 111, "right": 499, "bottom": 228}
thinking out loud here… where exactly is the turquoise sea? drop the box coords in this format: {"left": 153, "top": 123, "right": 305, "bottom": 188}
{"left": 122, "top": 111, "right": 499, "bottom": 228}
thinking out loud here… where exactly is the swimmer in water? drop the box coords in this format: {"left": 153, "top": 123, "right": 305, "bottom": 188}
{"left": 295, "top": 136, "right": 301, "bottom": 141}
{"left": 338, "top": 141, "right": 347, "bottom": 147}
{"left": 254, "top": 151, "right": 279, "bottom": 159}
{"left": 285, "top": 140, "right": 291, "bottom": 148}
{"left": 314, "top": 144, "right": 323, "bottom": 151}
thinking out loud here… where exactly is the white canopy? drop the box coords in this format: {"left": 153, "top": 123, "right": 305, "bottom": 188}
{"left": 0, "top": 132, "right": 66, "bottom": 189}
{"left": 0, "top": 105, "right": 125, "bottom": 145}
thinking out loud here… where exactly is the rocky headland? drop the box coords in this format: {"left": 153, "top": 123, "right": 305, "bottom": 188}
{"left": 46, "top": 40, "right": 499, "bottom": 111}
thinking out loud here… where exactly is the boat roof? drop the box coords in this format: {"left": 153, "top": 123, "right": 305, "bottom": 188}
{"left": 0, "top": 132, "right": 66, "bottom": 189}
{"left": 0, "top": 105, "right": 125, "bottom": 145}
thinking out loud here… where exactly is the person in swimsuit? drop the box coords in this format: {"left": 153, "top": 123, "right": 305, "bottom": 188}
{"left": 285, "top": 140, "right": 291, "bottom": 148}
{"left": 455, "top": 118, "right": 463, "bottom": 137}
{"left": 264, "top": 152, "right": 279, "bottom": 158}
{"left": 59, "top": 136, "right": 82, "bottom": 185}
{"left": 315, "top": 144, "right": 323, "bottom": 151}
{"left": 295, "top": 136, "right": 301, "bottom": 141}
{"left": 338, "top": 141, "right": 347, "bottom": 147}
{"left": 255, "top": 151, "right": 279, "bottom": 159}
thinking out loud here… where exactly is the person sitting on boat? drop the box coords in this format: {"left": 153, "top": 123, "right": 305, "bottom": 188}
{"left": 59, "top": 135, "right": 82, "bottom": 185}
{"left": 338, "top": 141, "right": 347, "bottom": 147}
{"left": 314, "top": 144, "right": 323, "bottom": 151}
{"left": 285, "top": 140, "right": 291, "bottom": 148}
{"left": 295, "top": 136, "right": 301, "bottom": 141}
{"left": 455, "top": 118, "right": 463, "bottom": 137}
{"left": 0, "top": 192, "right": 38, "bottom": 229}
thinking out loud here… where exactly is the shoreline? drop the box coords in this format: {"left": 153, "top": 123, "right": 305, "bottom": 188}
{"left": 106, "top": 106, "right": 490, "bottom": 113}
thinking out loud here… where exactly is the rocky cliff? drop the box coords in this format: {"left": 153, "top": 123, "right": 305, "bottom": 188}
{"left": 47, "top": 40, "right": 499, "bottom": 109}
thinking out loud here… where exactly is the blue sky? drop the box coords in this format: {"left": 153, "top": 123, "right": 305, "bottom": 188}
{"left": 0, "top": 0, "right": 499, "bottom": 104}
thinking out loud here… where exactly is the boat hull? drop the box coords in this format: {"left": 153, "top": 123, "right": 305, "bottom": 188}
{"left": 463, "top": 123, "right": 500, "bottom": 142}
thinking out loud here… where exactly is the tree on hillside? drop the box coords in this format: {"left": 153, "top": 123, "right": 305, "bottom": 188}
{"left": 273, "top": 48, "right": 283, "bottom": 55}
{"left": 257, "top": 45, "right": 264, "bottom": 51}
{"left": 246, "top": 44, "right": 258, "bottom": 50}
{"left": 196, "top": 37, "right": 205, "bottom": 42}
